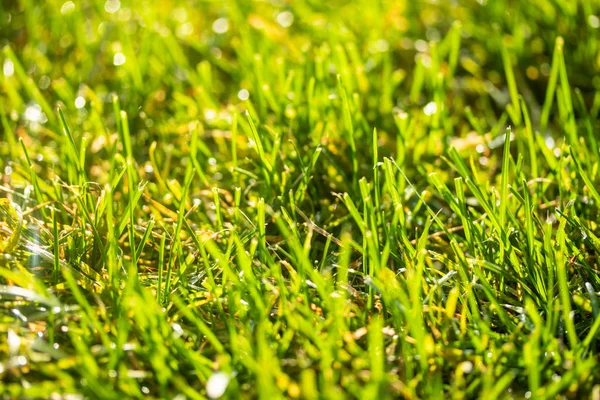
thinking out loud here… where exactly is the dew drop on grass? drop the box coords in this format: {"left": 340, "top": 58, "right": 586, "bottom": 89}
{"left": 75, "top": 96, "right": 86, "bottom": 109}
{"left": 113, "top": 52, "right": 126, "bottom": 66}
{"left": 204, "top": 109, "right": 217, "bottom": 121}
{"left": 25, "top": 104, "right": 40, "bottom": 121}
{"left": 3, "top": 59, "right": 14, "bottom": 77}
{"left": 7, "top": 329, "right": 20, "bottom": 354}
{"left": 276, "top": 11, "right": 294, "bottom": 28}
{"left": 306, "top": 279, "right": 317, "bottom": 289}
{"left": 553, "top": 148, "right": 561, "bottom": 157}
{"left": 212, "top": 18, "right": 229, "bottom": 34}
{"left": 39, "top": 75, "right": 51, "bottom": 89}
{"left": 171, "top": 323, "right": 183, "bottom": 338}
{"left": 61, "top": 1, "right": 75, "bottom": 14}
{"left": 104, "top": 0, "right": 120, "bottom": 13}
{"left": 394, "top": 108, "right": 408, "bottom": 120}
{"left": 238, "top": 89, "right": 249, "bottom": 100}
{"left": 415, "top": 40, "right": 428, "bottom": 52}
{"left": 461, "top": 361, "right": 473, "bottom": 374}
{"left": 423, "top": 102, "right": 437, "bottom": 116}
{"left": 206, "top": 372, "right": 230, "bottom": 398}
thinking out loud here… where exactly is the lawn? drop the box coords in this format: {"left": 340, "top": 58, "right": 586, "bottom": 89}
{"left": 1, "top": 0, "right": 600, "bottom": 398}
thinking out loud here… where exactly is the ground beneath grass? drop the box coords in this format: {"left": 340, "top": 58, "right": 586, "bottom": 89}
{"left": 2, "top": 0, "right": 600, "bottom": 398}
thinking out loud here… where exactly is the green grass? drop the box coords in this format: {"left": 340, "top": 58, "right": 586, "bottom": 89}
{"left": 1, "top": 0, "right": 600, "bottom": 398}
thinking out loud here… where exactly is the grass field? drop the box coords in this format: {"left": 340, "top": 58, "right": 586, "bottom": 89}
{"left": 2, "top": 0, "right": 600, "bottom": 398}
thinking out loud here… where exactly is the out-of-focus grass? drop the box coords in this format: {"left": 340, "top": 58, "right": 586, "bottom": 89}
{"left": 1, "top": 0, "right": 600, "bottom": 398}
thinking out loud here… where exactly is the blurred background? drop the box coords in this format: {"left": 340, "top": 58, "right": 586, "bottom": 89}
{"left": 2, "top": 0, "right": 599, "bottom": 133}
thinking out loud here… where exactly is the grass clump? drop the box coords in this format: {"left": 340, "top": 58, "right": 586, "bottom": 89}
{"left": 1, "top": 0, "right": 600, "bottom": 398}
